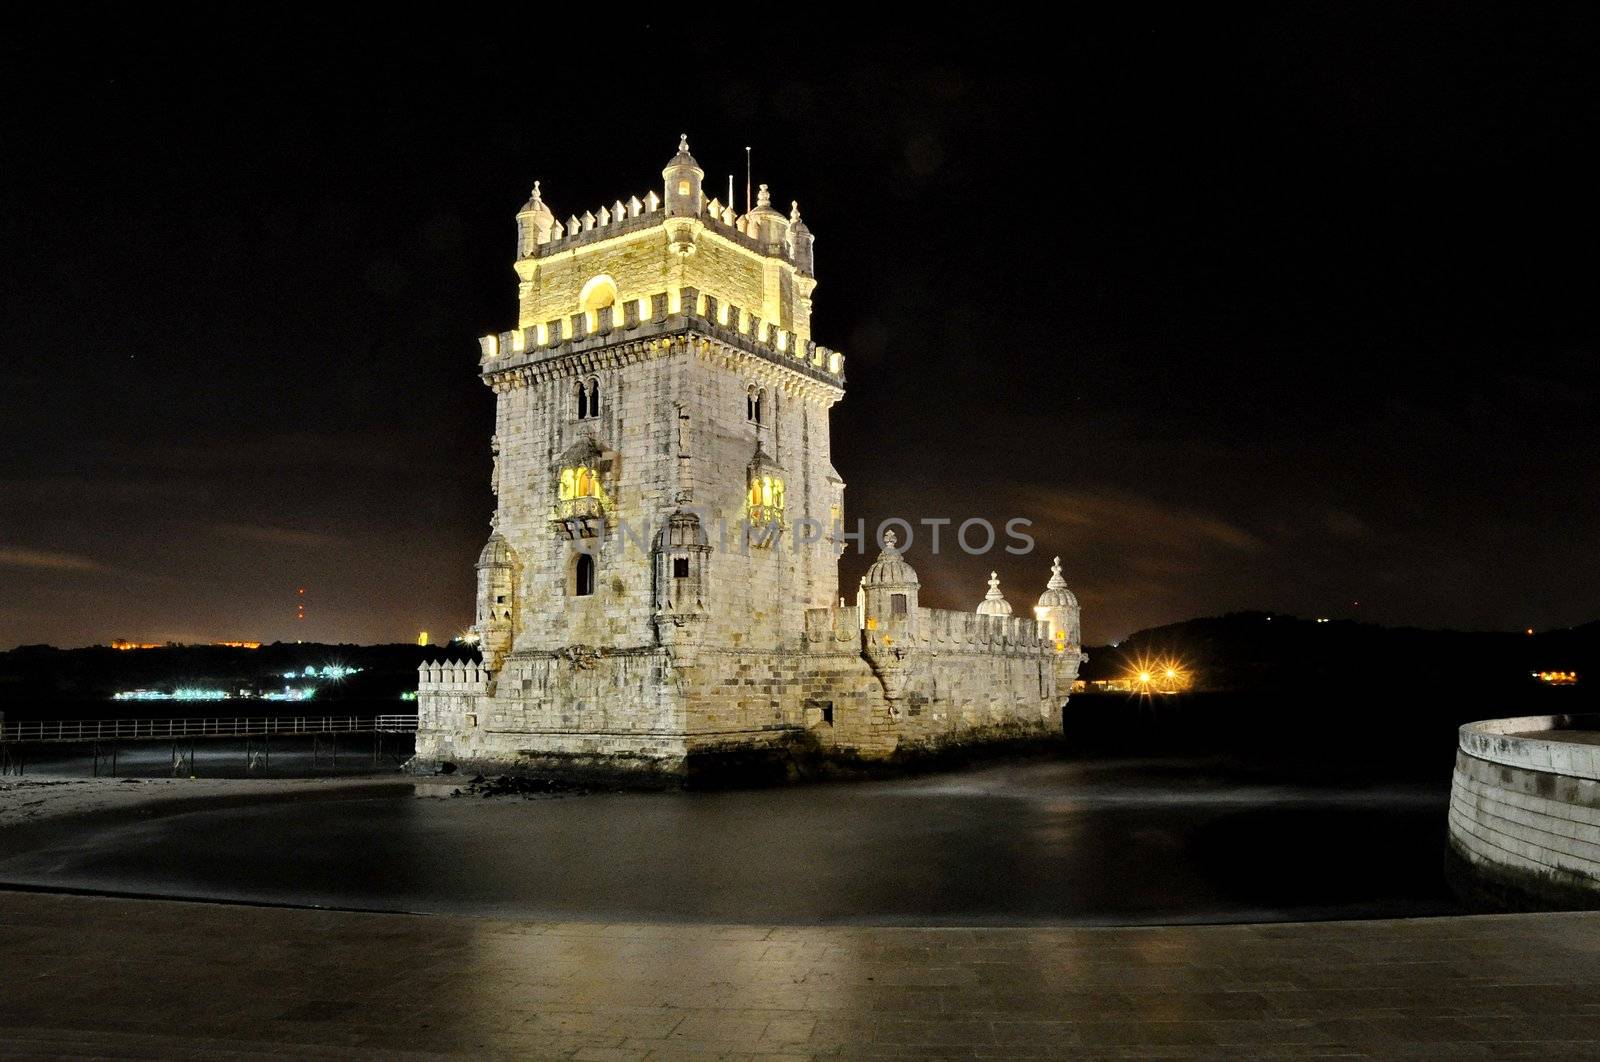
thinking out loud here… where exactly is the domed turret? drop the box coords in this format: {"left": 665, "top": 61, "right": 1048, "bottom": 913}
{"left": 516, "top": 181, "right": 556, "bottom": 257}
{"left": 744, "top": 182, "right": 786, "bottom": 247}
{"left": 1033, "top": 556, "right": 1081, "bottom": 651}
{"left": 785, "top": 200, "right": 814, "bottom": 276}
{"left": 475, "top": 533, "right": 521, "bottom": 668}
{"left": 857, "top": 530, "right": 921, "bottom": 699}
{"left": 662, "top": 133, "right": 704, "bottom": 218}
{"left": 975, "top": 571, "right": 1013, "bottom": 617}
{"left": 861, "top": 529, "right": 919, "bottom": 591}
{"left": 477, "top": 533, "right": 517, "bottom": 570}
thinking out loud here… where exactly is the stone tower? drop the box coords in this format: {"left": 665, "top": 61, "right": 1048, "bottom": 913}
{"left": 414, "top": 136, "right": 1081, "bottom": 781}
{"left": 480, "top": 134, "right": 845, "bottom": 662}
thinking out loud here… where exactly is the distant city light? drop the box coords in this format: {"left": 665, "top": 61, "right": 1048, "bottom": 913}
{"left": 1533, "top": 671, "right": 1577, "bottom": 686}
{"left": 114, "top": 688, "right": 231, "bottom": 701}
{"left": 418, "top": 631, "right": 430, "bottom": 646}
{"left": 261, "top": 686, "right": 316, "bottom": 701}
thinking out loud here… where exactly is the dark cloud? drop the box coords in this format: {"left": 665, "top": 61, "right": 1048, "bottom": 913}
{"left": 0, "top": 546, "right": 107, "bottom": 574}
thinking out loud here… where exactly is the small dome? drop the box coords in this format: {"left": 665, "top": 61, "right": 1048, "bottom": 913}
{"left": 477, "top": 534, "right": 517, "bottom": 569}
{"left": 862, "top": 529, "right": 919, "bottom": 588}
{"left": 976, "top": 571, "right": 1013, "bottom": 617}
{"left": 659, "top": 509, "right": 709, "bottom": 549}
{"left": 662, "top": 133, "right": 703, "bottom": 177}
{"left": 518, "top": 181, "right": 554, "bottom": 224}
{"left": 1036, "top": 556, "right": 1078, "bottom": 609}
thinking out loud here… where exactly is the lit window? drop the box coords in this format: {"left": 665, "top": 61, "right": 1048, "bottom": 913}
{"left": 747, "top": 474, "right": 785, "bottom": 524}
{"left": 557, "top": 465, "right": 601, "bottom": 509}
{"left": 678, "top": 179, "right": 690, "bottom": 196}
{"left": 579, "top": 276, "right": 617, "bottom": 313}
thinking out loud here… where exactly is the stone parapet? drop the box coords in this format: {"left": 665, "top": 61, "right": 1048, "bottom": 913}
{"left": 1449, "top": 714, "right": 1600, "bottom": 908}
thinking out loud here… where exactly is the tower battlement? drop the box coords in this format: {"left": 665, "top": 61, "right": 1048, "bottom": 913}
{"left": 479, "top": 286, "right": 844, "bottom": 383}
{"left": 522, "top": 185, "right": 812, "bottom": 271}
{"left": 512, "top": 136, "right": 817, "bottom": 343}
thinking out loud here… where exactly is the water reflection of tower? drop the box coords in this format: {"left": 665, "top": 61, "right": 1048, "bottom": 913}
{"left": 296, "top": 587, "right": 306, "bottom": 625}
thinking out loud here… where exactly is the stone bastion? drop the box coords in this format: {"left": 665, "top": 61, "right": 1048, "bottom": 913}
{"left": 1449, "top": 714, "right": 1600, "bottom": 909}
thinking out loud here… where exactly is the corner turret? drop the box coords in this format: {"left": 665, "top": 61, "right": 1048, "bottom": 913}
{"left": 662, "top": 133, "right": 704, "bottom": 218}
{"left": 516, "top": 182, "right": 556, "bottom": 258}
{"left": 1033, "top": 556, "right": 1081, "bottom": 651}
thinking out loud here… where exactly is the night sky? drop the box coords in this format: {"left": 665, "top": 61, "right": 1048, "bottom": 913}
{"left": 4, "top": 9, "right": 1599, "bottom": 649}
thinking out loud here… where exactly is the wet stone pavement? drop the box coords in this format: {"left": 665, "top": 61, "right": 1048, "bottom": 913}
{"left": 4, "top": 890, "right": 1600, "bottom": 1060}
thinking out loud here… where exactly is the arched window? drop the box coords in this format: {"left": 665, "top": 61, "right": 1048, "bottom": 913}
{"left": 575, "top": 377, "right": 600, "bottom": 420}
{"left": 746, "top": 385, "right": 765, "bottom": 425}
{"left": 579, "top": 275, "right": 618, "bottom": 314}
{"left": 573, "top": 553, "right": 595, "bottom": 597}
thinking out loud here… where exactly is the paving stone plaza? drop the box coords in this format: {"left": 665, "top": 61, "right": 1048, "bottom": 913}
{"left": 6, "top": 891, "right": 1600, "bottom": 1059}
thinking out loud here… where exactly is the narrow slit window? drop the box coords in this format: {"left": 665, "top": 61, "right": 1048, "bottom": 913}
{"left": 574, "top": 553, "right": 595, "bottom": 597}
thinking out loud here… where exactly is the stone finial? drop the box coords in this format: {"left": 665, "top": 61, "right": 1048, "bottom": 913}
{"left": 977, "top": 570, "right": 1014, "bottom": 617}
{"left": 790, "top": 200, "right": 802, "bottom": 223}
{"left": 884, "top": 528, "right": 897, "bottom": 549}
{"left": 756, "top": 183, "right": 772, "bottom": 209}
{"left": 679, "top": 132, "right": 689, "bottom": 153}
{"left": 531, "top": 180, "right": 543, "bottom": 205}
{"left": 1048, "top": 555, "right": 1067, "bottom": 589}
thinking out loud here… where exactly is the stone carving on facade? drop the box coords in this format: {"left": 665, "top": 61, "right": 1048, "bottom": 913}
{"left": 557, "top": 644, "right": 602, "bottom": 671}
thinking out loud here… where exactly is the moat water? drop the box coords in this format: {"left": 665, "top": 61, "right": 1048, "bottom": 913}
{"left": 0, "top": 756, "right": 1464, "bottom": 925}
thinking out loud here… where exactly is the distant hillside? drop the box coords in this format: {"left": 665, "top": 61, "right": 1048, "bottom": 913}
{"left": 1083, "top": 611, "right": 1600, "bottom": 694}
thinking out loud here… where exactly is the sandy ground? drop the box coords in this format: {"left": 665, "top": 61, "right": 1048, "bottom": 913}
{"left": 0, "top": 775, "right": 406, "bottom": 831}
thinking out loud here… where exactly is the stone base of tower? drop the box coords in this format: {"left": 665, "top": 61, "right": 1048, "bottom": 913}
{"left": 411, "top": 616, "right": 1082, "bottom": 788}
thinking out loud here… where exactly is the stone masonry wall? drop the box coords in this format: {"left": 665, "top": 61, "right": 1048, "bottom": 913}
{"left": 1448, "top": 715, "right": 1600, "bottom": 905}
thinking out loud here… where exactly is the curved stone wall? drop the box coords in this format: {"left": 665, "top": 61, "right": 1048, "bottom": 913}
{"left": 1449, "top": 714, "right": 1600, "bottom": 907}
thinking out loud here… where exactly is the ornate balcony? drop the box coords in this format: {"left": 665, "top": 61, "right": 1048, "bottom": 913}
{"left": 549, "top": 495, "right": 606, "bottom": 539}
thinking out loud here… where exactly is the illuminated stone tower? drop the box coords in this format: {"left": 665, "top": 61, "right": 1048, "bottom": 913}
{"left": 415, "top": 136, "right": 1081, "bottom": 781}
{"left": 416, "top": 136, "right": 849, "bottom": 773}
